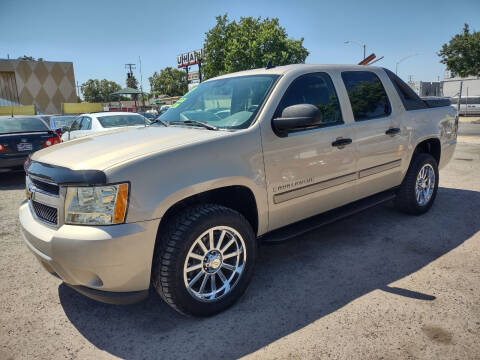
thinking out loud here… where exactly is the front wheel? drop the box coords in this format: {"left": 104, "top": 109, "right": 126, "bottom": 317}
{"left": 395, "top": 153, "right": 439, "bottom": 215}
{"left": 152, "top": 204, "right": 257, "bottom": 316}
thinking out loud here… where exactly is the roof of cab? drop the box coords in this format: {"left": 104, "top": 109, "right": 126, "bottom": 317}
{"left": 209, "top": 63, "right": 384, "bottom": 81}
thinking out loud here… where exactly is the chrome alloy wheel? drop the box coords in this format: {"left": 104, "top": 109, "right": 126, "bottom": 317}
{"left": 183, "top": 226, "right": 247, "bottom": 302}
{"left": 415, "top": 164, "right": 435, "bottom": 206}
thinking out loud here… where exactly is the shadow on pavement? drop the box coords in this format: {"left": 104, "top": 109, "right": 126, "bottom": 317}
{"left": 59, "top": 187, "right": 480, "bottom": 360}
{"left": 0, "top": 171, "right": 25, "bottom": 190}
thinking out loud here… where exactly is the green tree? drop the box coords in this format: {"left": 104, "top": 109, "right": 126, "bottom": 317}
{"left": 17, "top": 55, "right": 43, "bottom": 61}
{"left": 203, "top": 14, "right": 309, "bottom": 79}
{"left": 438, "top": 24, "right": 480, "bottom": 77}
{"left": 149, "top": 67, "right": 187, "bottom": 96}
{"left": 81, "top": 79, "right": 122, "bottom": 103}
{"left": 126, "top": 75, "right": 138, "bottom": 89}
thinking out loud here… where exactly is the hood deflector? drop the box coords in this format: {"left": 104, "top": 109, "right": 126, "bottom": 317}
{"left": 25, "top": 159, "right": 107, "bottom": 185}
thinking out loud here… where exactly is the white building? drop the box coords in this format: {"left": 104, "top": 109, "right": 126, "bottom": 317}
{"left": 442, "top": 71, "right": 480, "bottom": 98}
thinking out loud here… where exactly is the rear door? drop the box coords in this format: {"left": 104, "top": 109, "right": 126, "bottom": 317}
{"left": 341, "top": 70, "right": 408, "bottom": 199}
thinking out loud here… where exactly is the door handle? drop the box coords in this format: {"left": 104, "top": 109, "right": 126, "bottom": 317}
{"left": 331, "top": 138, "right": 352, "bottom": 147}
{"left": 385, "top": 127, "right": 401, "bottom": 136}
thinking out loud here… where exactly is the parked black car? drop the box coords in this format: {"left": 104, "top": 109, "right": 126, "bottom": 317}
{"left": 0, "top": 116, "right": 61, "bottom": 171}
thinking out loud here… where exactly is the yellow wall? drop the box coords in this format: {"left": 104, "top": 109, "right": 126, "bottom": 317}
{"left": 0, "top": 105, "right": 36, "bottom": 115}
{"left": 63, "top": 103, "right": 103, "bottom": 114}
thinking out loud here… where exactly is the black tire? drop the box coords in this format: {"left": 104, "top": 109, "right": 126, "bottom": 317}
{"left": 395, "top": 153, "right": 439, "bottom": 215}
{"left": 152, "top": 204, "right": 257, "bottom": 316}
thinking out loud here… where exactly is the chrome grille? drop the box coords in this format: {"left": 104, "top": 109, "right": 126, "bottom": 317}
{"left": 32, "top": 201, "right": 58, "bottom": 225}
{"left": 30, "top": 177, "right": 59, "bottom": 195}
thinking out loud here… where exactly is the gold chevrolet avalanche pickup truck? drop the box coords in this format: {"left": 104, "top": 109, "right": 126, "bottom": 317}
{"left": 19, "top": 64, "right": 457, "bottom": 316}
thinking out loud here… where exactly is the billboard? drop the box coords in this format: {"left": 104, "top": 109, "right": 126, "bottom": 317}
{"left": 177, "top": 49, "right": 204, "bottom": 68}
{"left": 62, "top": 102, "right": 103, "bottom": 114}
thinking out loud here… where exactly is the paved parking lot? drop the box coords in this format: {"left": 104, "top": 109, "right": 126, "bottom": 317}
{"left": 1, "top": 141, "right": 479, "bottom": 360}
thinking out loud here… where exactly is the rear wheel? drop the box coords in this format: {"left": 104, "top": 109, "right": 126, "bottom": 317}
{"left": 152, "top": 204, "right": 256, "bottom": 316}
{"left": 395, "top": 153, "right": 439, "bottom": 215}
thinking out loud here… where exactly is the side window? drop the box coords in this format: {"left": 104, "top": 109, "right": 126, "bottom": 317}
{"left": 70, "top": 117, "right": 82, "bottom": 131}
{"left": 80, "top": 116, "right": 92, "bottom": 130}
{"left": 341, "top": 71, "right": 391, "bottom": 121}
{"left": 276, "top": 72, "right": 343, "bottom": 128}
{"left": 383, "top": 69, "right": 428, "bottom": 111}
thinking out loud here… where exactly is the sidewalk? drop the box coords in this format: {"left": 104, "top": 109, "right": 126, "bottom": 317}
{"left": 459, "top": 116, "right": 480, "bottom": 123}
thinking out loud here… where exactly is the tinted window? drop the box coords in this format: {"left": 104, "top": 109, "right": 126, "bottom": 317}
{"left": 276, "top": 72, "right": 343, "bottom": 127}
{"left": 97, "top": 114, "right": 148, "bottom": 128}
{"left": 80, "top": 117, "right": 92, "bottom": 130}
{"left": 383, "top": 69, "right": 427, "bottom": 111}
{"left": 0, "top": 117, "right": 49, "bottom": 134}
{"left": 342, "top": 71, "right": 391, "bottom": 121}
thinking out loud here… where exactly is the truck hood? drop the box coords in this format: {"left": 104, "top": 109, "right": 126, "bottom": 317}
{"left": 31, "top": 126, "right": 229, "bottom": 170}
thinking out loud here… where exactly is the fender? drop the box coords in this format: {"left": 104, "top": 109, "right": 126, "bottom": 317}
{"left": 151, "top": 176, "right": 268, "bottom": 236}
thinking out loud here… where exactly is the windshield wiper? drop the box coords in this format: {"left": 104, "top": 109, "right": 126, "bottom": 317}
{"left": 170, "top": 120, "right": 218, "bottom": 130}
{"left": 150, "top": 119, "right": 169, "bottom": 127}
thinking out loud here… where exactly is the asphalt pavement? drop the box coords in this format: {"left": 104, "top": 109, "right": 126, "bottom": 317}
{"left": 1, "top": 141, "right": 479, "bottom": 360}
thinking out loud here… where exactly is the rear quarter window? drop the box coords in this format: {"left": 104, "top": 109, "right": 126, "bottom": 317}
{"left": 383, "top": 69, "right": 428, "bottom": 111}
{"left": 341, "top": 71, "right": 391, "bottom": 121}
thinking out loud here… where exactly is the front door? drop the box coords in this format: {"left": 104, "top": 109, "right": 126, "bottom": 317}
{"left": 67, "top": 117, "right": 83, "bottom": 140}
{"left": 261, "top": 72, "right": 357, "bottom": 231}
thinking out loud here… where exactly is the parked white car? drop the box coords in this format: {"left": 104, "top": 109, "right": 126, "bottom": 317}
{"left": 61, "top": 112, "right": 150, "bottom": 141}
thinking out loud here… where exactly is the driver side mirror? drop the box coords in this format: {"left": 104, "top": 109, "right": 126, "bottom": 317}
{"left": 273, "top": 104, "right": 323, "bottom": 136}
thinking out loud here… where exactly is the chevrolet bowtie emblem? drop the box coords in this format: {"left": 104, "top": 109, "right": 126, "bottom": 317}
{"left": 25, "top": 187, "right": 33, "bottom": 200}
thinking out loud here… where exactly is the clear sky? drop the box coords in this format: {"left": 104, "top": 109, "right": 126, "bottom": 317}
{"left": 2, "top": 0, "right": 479, "bottom": 93}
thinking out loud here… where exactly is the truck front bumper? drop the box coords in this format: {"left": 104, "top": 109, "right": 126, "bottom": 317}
{"left": 19, "top": 201, "right": 160, "bottom": 304}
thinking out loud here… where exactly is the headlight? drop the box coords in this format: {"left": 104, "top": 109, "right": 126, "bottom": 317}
{"left": 64, "top": 183, "right": 129, "bottom": 225}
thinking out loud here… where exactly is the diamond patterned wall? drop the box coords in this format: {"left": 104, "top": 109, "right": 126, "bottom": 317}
{"left": 0, "top": 60, "right": 77, "bottom": 114}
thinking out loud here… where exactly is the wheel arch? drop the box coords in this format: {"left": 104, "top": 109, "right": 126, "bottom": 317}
{"left": 154, "top": 181, "right": 263, "bottom": 240}
{"left": 412, "top": 137, "right": 441, "bottom": 165}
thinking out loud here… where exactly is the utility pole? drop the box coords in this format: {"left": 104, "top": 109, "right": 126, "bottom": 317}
{"left": 76, "top": 81, "right": 81, "bottom": 102}
{"left": 125, "top": 63, "right": 136, "bottom": 78}
{"left": 139, "top": 56, "right": 145, "bottom": 111}
{"left": 125, "top": 63, "right": 137, "bottom": 111}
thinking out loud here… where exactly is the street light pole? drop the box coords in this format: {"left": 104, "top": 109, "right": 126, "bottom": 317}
{"left": 345, "top": 40, "right": 366, "bottom": 60}
{"left": 395, "top": 53, "right": 419, "bottom": 75}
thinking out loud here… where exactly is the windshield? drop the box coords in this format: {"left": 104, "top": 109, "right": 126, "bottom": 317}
{"left": 158, "top": 75, "right": 279, "bottom": 129}
{"left": 97, "top": 114, "right": 150, "bottom": 128}
{"left": 52, "top": 116, "right": 77, "bottom": 129}
{"left": 0, "top": 117, "right": 49, "bottom": 134}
